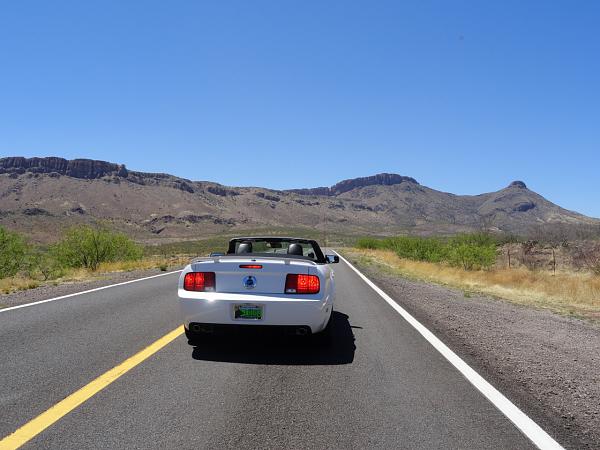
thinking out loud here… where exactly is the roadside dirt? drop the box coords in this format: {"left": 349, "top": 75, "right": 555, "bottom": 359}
{"left": 0, "top": 268, "right": 175, "bottom": 310}
{"left": 346, "top": 253, "right": 600, "bottom": 450}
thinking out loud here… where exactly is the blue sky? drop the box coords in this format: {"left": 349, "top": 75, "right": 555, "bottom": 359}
{"left": 1, "top": 1, "right": 599, "bottom": 217}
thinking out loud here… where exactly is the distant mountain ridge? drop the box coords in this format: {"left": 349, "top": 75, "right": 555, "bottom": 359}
{"left": 0, "top": 157, "right": 419, "bottom": 195}
{"left": 0, "top": 156, "right": 597, "bottom": 243}
{"left": 0, "top": 156, "right": 197, "bottom": 193}
{"left": 287, "top": 173, "right": 419, "bottom": 196}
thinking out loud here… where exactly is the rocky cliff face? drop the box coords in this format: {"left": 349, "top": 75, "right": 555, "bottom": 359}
{"left": 0, "top": 157, "right": 198, "bottom": 192}
{"left": 0, "top": 157, "right": 128, "bottom": 179}
{"left": 288, "top": 173, "right": 418, "bottom": 196}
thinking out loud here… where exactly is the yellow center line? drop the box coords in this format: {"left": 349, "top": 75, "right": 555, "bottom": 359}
{"left": 0, "top": 325, "right": 185, "bottom": 450}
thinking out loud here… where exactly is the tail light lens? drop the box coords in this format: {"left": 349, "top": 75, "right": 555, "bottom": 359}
{"left": 285, "top": 274, "right": 320, "bottom": 294}
{"left": 239, "top": 265, "right": 262, "bottom": 269}
{"left": 183, "top": 272, "right": 216, "bottom": 292}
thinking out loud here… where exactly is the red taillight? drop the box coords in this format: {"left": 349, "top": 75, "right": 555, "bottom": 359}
{"left": 239, "top": 265, "right": 263, "bottom": 269}
{"left": 285, "top": 274, "right": 320, "bottom": 294}
{"left": 183, "top": 272, "right": 216, "bottom": 292}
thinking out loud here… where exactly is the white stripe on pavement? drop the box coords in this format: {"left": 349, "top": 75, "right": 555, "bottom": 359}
{"left": 335, "top": 251, "right": 564, "bottom": 450}
{"left": 0, "top": 270, "right": 182, "bottom": 314}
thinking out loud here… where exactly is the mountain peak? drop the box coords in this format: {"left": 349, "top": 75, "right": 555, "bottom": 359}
{"left": 508, "top": 180, "right": 527, "bottom": 189}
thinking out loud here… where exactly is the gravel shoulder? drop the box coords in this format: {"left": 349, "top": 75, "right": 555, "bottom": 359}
{"left": 0, "top": 268, "right": 179, "bottom": 310}
{"left": 344, "top": 251, "right": 600, "bottom": 450}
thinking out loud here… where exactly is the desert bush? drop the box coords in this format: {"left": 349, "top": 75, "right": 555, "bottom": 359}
{"left": 356, "top": 237, "right": 384, "bottom": 250}
{"left": 53, "top": 225, "right": 143, "bottom": 271}
{"left": 446, "top": 233, "right": 497, "bottom": 270}
{"left": 446, "top": 242, "right": 497, "bottom": 270}
{"left": 386, "top": 236, "right": 447, "bottom": 263}
{"left": 356, "top": 233, "right": 497, "bottom": 270}
{"left": 0, "top": 226, "right": 28, "bottom": 278}
{"left": 29, "top": 251, "right": 66, "bottom": 280}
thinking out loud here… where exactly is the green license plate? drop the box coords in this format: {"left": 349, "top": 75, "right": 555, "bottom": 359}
{"left": 234, "top": 304, "right": 263, "bottom": 320}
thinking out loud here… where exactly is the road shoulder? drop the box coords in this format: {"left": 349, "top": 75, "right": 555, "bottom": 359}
{"left": 342, "top": 251, "right": 600, "bottom": 450}
{"left": 0, "top": 268, "right": 174, "bottom": 310}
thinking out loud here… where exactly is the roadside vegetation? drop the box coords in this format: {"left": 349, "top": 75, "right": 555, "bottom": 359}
{"left": 357, "top": 233, "right": 497, "bottom": 270}
{"left": 0, "top": 225, "right": 187, "bottom": 295}
{"left": 4, "top": 222, "right": 599, "bottom": 321}
{"left": 349, "top": 232, "right": 600, "bottom": 321}
{"left": 0, "top": 226, "right": 28, "bottom": 279}
{"left": 0, "top": 224, "right": 358, "bottom": 297}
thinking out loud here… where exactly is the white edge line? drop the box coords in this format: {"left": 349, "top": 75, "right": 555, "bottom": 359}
{"left": 334, "top": 251, "right": 564, "bottom": 450}
{"left": 0, "top": 270, "right": 183, "bottom": 313}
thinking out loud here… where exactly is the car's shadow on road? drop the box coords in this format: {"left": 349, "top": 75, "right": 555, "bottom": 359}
{"left": 190, "top": 311, "right": 356, "bottom": 365}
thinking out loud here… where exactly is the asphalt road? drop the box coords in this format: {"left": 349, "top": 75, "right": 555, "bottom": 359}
{"left": 0, "top": 259, "right": 545, "bottom": 449}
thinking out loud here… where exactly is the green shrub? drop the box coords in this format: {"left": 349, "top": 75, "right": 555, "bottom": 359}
{"left": 446, "top": 234, "right": 497, "bottom": 270}
{"left": 0, "top": 226, "right": 28, "bottom": 278}
{"left": 356, "top": 237, "right": 383, "bottom": 249}
{"left": 356, "top": 232, "right": 498, "bottom": 270}
{"left": 28, "top": 251, "right": 66, "bottom": 280}
{"left": 53, "top": 226, "right": 143, "bottom": 271}
{"left": 387, "top": 236, "right": 447, "bottom": 263}
{"left": 446, "top": 242, "right": 497, "bottom": 270}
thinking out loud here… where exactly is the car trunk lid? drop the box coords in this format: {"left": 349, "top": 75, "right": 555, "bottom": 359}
{"left": 191, "top": 258, "right": 314, "bottom": 294}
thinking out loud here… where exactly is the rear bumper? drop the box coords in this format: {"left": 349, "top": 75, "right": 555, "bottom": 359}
{"left": 178, "top": 290, "right": 332, "bottom": 334}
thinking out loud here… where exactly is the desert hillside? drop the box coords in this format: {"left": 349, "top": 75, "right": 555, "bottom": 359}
{"left": 0, "top": 156, "right": 597, "bottom": 243}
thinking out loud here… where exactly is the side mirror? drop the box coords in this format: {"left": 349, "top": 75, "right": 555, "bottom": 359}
{"left": 209, "top": 252, "right": 225, "bottom": 257}
{"left": 326, "top": 254, "right": 339, "bottom": 264}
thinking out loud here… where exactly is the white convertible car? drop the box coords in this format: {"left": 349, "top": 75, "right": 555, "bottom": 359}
{"left": 178, "top": 237, "right": 338, "bottom": 344}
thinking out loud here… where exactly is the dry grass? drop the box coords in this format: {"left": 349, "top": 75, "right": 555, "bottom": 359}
{"left": 0, "top": 256, "right": 190, "bottom": 295}
{"left": 345, "top": 248, "right": 600, "bottom": 320}
{"left": 0, "top": 277, "right": 41, "bottom": 295}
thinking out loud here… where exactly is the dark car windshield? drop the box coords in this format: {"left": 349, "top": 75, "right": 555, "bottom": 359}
{"left": 226, "top": 238, "right": 325, "bottom": 263}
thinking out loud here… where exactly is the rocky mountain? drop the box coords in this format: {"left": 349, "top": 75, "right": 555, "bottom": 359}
{"left": 288, "top": 173, "right": 418, "bottom": 196}
{"left": 0, "top": 156, "right": 597, "bottom": 243}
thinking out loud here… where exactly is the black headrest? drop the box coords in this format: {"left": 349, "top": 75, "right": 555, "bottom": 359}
{"left": 287, "top": 243, "right": 303, "bottom": 256}
{"left": 237, "top": 242, "right": 253, "bottom": 254}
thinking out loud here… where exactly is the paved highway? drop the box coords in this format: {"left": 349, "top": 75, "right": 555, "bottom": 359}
{"left": 0, "top": 257, "right": 561, "bottom": 449}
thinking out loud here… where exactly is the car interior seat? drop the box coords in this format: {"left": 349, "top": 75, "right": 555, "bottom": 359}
{"left": 237, "top": 242, "right": 253, "bottom": 254}
{"left": 287, "top": 243, "right": 303, "bottom": 256}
